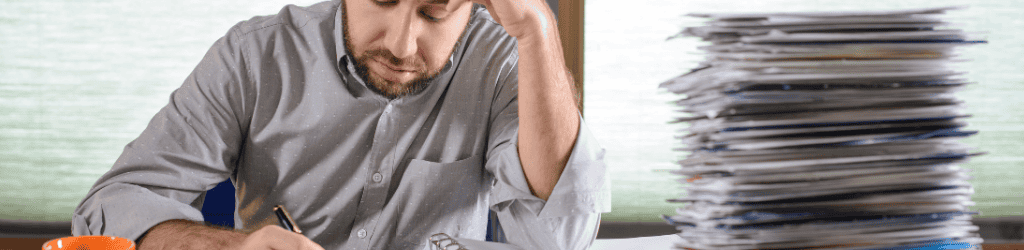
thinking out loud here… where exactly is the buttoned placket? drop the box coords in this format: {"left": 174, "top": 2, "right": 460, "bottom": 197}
{"left": 359, "top": 98, "right": 402, "bottom": 246}
{"left": 341, "top": 62, "right": 411, "bottom": 247}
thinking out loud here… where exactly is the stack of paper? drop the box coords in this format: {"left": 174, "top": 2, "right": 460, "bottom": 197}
{"left": 659, "top": 6, "right": 985, "bottom": 250}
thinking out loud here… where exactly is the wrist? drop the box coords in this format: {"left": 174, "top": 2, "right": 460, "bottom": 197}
{"left": 515, "top": 26, "right": 564, "bottom": 66}
{"left": 510, "top": 15, "right": 558, "bottom": 43}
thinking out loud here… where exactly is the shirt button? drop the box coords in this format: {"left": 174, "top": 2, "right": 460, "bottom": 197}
{"left": 357, "top": 229, "right": 367, "bottom": 238}
{"left": 372, "top": 173, "right": 383, "bottom": 183}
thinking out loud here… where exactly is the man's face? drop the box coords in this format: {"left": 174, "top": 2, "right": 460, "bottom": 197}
{"left": 343, "top": 0, "right": 474, "bottom": 98}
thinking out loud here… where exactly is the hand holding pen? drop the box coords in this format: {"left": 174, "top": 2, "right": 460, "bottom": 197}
{"left": 231, "top": 205, "right": 324, "bottom": 250}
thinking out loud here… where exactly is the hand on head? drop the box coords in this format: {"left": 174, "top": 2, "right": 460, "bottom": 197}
{"left": 468, "top": 0, "right": 558, "bottom": 39}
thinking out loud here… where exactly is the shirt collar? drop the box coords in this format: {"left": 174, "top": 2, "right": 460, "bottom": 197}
{"left": 332, "top": 1, "right": 374, "bottom": 97}
{"left": 332, "top": 1, "right": 354, "bottom": 79}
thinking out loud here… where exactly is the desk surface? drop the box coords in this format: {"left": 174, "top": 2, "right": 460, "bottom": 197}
{"left": 592, "top": 235, "right": 677, "bottom": 249}
{"left": 591, "top": 235, "right": 1024, "bottom": 250}
{"left": 3, "top": 237, "right": 1023, "bottom": 249}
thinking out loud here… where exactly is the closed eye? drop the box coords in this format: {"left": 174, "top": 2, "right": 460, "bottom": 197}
{"left": 373, "top": 0, "right": 398, "bottom": 6}
{"left": 373, "top": 0, "right": 444, "bottom": 22}
{"left": 419, "top": 9, "right": 441, "bottom": 22}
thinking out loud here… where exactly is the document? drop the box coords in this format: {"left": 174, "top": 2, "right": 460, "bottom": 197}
{"left": 660, "top": 5, "right": 985, "bottom": 250}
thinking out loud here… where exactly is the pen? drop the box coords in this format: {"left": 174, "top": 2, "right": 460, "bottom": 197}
{"left": 273, "top": 205, "right": 303, "bottom": 234}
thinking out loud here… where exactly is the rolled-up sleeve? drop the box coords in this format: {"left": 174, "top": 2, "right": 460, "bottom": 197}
{"left": 485, "top": 54, "right": 612, "bottom": 250}
{"left": 72, "top": 23, "right": 251, "bottom": 241}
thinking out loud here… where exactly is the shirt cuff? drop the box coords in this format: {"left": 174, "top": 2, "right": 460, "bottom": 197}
{"left": 489, "top": 115, "right": 612, "bottom": 218}
{"left": 72, "top": 183, "right": 206, "bottom": 241}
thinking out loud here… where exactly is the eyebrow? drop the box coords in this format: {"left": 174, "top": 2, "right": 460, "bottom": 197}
{"left": 425, "top": 0, "right": 449, "bottom": 4}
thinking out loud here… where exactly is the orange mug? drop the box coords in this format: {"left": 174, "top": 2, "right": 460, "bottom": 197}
{"left": 42, "top": 235, "right": 136, "bottom": 250}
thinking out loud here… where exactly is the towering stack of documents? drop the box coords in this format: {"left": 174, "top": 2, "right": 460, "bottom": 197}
{"left": 659, "top": 6, "right": 985, "bottom": 250}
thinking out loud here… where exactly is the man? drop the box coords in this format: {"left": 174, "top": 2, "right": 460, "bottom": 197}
{"left": 72, "top": 0, "right": 609, "bottom": 249}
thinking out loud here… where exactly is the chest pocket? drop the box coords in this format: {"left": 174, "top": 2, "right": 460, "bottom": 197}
{"left": 391, "top": 154, "right": 490, "bottom": 248}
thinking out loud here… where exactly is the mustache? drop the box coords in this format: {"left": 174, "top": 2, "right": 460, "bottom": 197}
{"left": 361, "top": 48, "right": 425, "bottom": 70}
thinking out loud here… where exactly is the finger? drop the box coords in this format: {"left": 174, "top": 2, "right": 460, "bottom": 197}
{"left": 300, "top": 237, "right": 326, "bottom": 250}
{"left": 260, "top": 226, "right": 294, "bottom": 250}
{"left": 250, "top": 226, "right": 318, "bottom": 250}
{"left": 277, "top": 227, "right": 323, "bottom": 250}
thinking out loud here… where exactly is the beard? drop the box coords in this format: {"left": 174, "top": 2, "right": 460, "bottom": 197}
{"left": 350, "top": 48, "right": 441, "bottom": 99}
{"left": 341, "top": 1, "right": 459, "bottom": 99}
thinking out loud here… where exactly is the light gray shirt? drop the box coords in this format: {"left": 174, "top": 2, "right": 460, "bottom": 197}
{"left": 72, "top": 1, "right": 610, "bottom": 249}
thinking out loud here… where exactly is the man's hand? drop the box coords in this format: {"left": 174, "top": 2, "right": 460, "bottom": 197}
{"left": 468, "top": 0, "right": 558, "bottom": 41}
{"left": 138, "top": 220, "right": 324, "bottom": 250}
{"left": 233, "top": 226, "right": 324, "bottom": 250}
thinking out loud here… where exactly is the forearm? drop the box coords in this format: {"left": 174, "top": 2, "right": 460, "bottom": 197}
{"left": 515, "top": 18, "right": 581, "bottom": 201}
{"left": 138, "top": 219, "right": 245, "bottom": 250}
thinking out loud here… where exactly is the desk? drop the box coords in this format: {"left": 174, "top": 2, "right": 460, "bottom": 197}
{"left": 592, "top": 235, "right": 677, "bottom": 249}
{"left": 590, "top": 235, "right": 1024, "bottom": 250}
{"left": 3, "top": 237, "right": 1024, "bottom": 249}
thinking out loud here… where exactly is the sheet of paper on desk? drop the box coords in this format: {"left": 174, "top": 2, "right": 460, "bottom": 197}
{"left": 590, "top": 235, "right": 680, "bottom": 250}
{"left": 660, "top": 5, "right": 985, "bottom": 250}
{"left": 428, "top": 237, "right": 524, "bottom": 250}
{"left": 454, "top": 238, "right": 523, "bottom": 250}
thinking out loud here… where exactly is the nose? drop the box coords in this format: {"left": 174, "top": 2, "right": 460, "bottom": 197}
{"left": 383, "top": 7, "right": 421, "bottom": 60}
